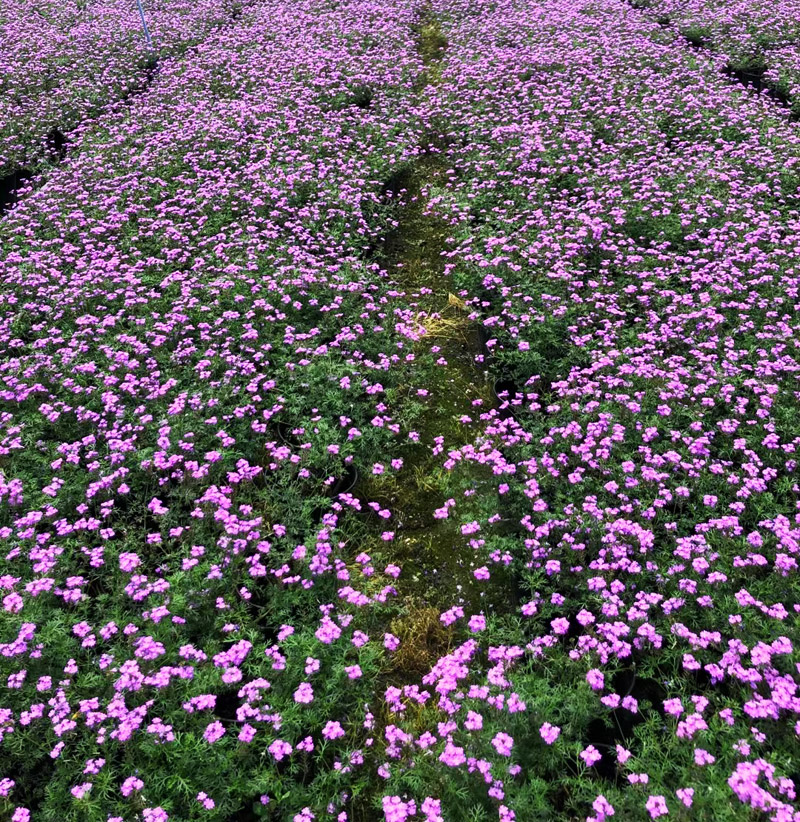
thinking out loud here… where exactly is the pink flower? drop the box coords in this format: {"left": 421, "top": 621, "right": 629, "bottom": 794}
{"left": 268, "top": 739, "right": 292, "bottom": 761}
{"left": 464, "top": 711, "right": 483, "bottom": 731}
{"left": 539, "top": 723, "right": 561, "bottom": 745}
{"left": 203, "top": 721, "right": 225, "bottom": 744}
{"left": 468, "top": 614, "right": 486, "bottom": 632}
{"left": 121, "top": 776, "right": 144, "bottom": 797}
{"left": 592, "top": 794, "right": 615, "bottom": 819}
{"left": 693, "top": 748, "right": 715, "bottom": 766}
{"left": 581, "top": 745, "right": 602, "bottom": 767}
{"left": 621, "top": 696, "right": 638, "bottom": 713}
{"left": 586, "top": 669, "right": 605, "bottom": 690}
{"left": 421, "top": 797, "right": 444, "bottom": 822}
{"left": 616, "top": 745, "right": 632, "bottom": 764}
{"left": 238, "top": 724, "right": 256, "bottom": 743}
{"left": 439, "top": 741, "right": 467, "bottom": 767}
{"left": 71, "top": 782, "right": 92, "bottom": 799}
{"left": 277, "top": 625, "right": 295, "bottom": 641}
{"left": 315, "top": 617, "right": 341, "bottom": 644}
{"left": 196, "top": 792, "right": 215, "bottom": 810}
{"left": 118, "top": 552, "right": 141, "bottom": 572}
{"left": 382, "top": 795, "right": 416, "bottom": 821}
{"left": 492, "top": 732, "right": 514, "bottom": 757}
{"left": 294, "top": 682, "right": 314, "bottom": 703}
{"left": 676, "top": 788, "right": 694, "bottom": 808}
{"left": 645, "top": 795, "right": 668, "bottom": 818}
{"left": 322, "top": 721, "right": 345, "bottom": 740}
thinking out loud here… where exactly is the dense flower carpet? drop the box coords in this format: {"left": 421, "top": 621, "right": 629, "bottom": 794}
{"left": 0, "top": 0, "right": 799, "bottom": 819}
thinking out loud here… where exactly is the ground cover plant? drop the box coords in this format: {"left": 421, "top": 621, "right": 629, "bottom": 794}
{"left": 630, "top": 0, "right": 800, "bottom": 113}
{"left": 0, "top": 0, "right": 799, "bottom": 820}
{"left": 0, "top": 0, "right": 247, "bottom": 210}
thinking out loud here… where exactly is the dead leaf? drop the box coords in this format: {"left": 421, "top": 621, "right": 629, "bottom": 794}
{"left": 448, "top": 292, "right": 467, "bottom": 311}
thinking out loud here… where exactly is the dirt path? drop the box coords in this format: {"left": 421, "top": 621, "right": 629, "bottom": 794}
{"left": 366, "top": 4, "right": 497, "bottom": 626}
{"left": 348, "top": 8, "right": 508, "bottom": 816}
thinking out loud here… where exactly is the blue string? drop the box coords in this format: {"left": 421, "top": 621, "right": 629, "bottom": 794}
{"left": 135, "top": 0, "right": 154, "bottom": 53}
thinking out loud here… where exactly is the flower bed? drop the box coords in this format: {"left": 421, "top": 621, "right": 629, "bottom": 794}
{"left": 369, "top": 0, "right": 800, "bottom": 818}
{"left": 0, "top": 0, "right": 798, "bottom": 820}
{"left": 0, "top": 0, "right": 244, "bottom": 174}
{"left": 631, "top": 0, "right": 800, "bottom": 113}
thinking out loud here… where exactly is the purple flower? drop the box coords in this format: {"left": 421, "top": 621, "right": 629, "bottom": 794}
{"left": 645, "top": 795, "right": 669, "bottom": 818}
{"left": 464, "top": 711, "right": 483, "bottom": 731}
{"left": 492, "top": 732, "right": 514, "bottom": 757}
{"left": 203, "top": 722, "right": 226, "bottom": 744}
{"left": 421, "top": 797, "right": 443, "bottom": 822}
{"left": 120, "top": 777, "right": 143, "bottom": 797}
{"left": 592, "top": 794, "right": 615, "bottom": 819}
{"left": 268, "top": 740, "right": 292, "bottom": 762}
{"left": 581, "top": 745, "right": 602, "bottom": 767}
{"left": 694, "top": 748, "right": 715, "bottom": 766}
{"left": 586, "top": 669, "right": 605, "bottom": 690}
{"left": 438, "top": 741, "right": 467, "bottom": 767}
{"left": 540, "top": 723, "right": 561, "bottom": 745}
{"left": 382, "top": 795, "right": 416, "bottom": 822}
{"left": 322, "top": 721, "right": 345, "bottom": 741}
{"left": 70, "top": 782, "right": 92, "bottom": 799}
{"left": 294, "top": 682, "right": 314, "bottom": 703}
{"left": 196, "top": 792, "right": 215, "bottom": 810}
{"left": 468, "top": 614, "right": 486, "bottom": 632}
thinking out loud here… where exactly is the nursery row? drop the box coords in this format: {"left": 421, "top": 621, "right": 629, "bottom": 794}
{"left": 632, "top": 0, "right": 800, "bottom": 112}
{"left": 0, "top": 0, "right": 246, "bottom": 188}
{"left": 399, "top": 0, "right": 800, "bottom": 817}
{"left": 0, "top": 0, "right": 434, "bottom": 818}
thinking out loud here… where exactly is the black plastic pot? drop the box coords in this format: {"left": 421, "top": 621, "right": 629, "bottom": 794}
{"left": 213, "top": 689, "right": 242, "bottom": 724}
{"left": 0, "top": 167, "right": 33, "bottom": 217}
{"left": 475, "top": 324, "right": 493, "bottom": 362}
{"left": 327, "top": 463, "right": 359, "bottom": 498}
{"left": 274, "top": 420, "right": 301, "bottom": 446}
{"left": 492, "top": 377, "right": 522, "bottom": 420}
{"left": 612, "top": 667, "right": 637, "bottom": 699}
